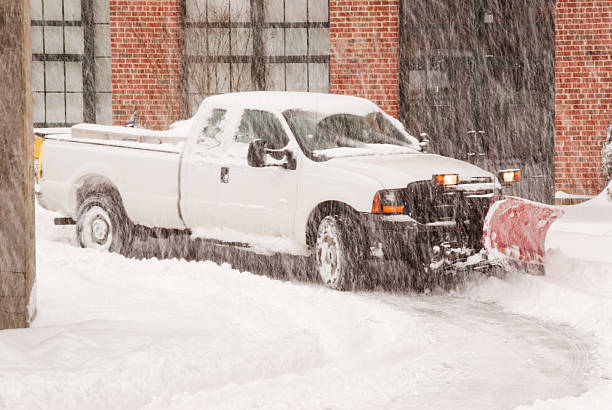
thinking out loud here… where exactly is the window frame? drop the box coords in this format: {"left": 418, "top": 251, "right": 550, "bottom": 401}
{"left": 32, "top": 0, "right": 96, "bottom": 128}
{"left": 234, "top": 108, "right": 291, "bottom": 150}
{"left": 181, "top": 0, "right": 331, "bottom": 115}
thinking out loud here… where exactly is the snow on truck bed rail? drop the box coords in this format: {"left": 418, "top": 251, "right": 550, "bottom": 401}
{"left": 71, "top": 123, "right": 188, "bottom": 144}
{"left": 40, "top": 122, "right": 190, "bottom": 153}
{"left": 47, "top": 133, "right": 184, "bottom": 153}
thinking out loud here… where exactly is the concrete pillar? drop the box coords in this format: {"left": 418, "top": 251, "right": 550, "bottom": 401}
{"left": 0, "top": 0, "right": 36, "bottom": 329}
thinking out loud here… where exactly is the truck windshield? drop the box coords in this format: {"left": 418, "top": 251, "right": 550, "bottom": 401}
{"left": 283, "top": 109, "right": 419, "bottom": 160}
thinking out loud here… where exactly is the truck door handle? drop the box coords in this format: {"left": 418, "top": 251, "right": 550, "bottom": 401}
{"left": 220, "top": 167, "right": 229, "bottom": 184}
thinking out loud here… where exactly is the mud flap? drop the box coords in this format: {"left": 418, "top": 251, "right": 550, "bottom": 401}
{"left": 483, "top": 197, "right": 564, "bottom": 267}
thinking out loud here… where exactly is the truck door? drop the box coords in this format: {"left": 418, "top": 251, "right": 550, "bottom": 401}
{"left": 179, "top": 107, "right": 228, "bottom": 229}
{"left": 218, "top": 109, "right": 299, "bottom": 238}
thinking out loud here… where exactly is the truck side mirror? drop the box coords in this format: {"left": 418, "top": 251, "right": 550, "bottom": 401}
{"left": 247, "top": 139, "right": 267, "bottom": 167}
{"left": 283, "top": 150, "right": 297, "bottom": 170}
{"left": 419, "top": 133, "right": 430, "bottom": 153}
{"left": 248, "top": 139, "right": 297, "bottom": 170}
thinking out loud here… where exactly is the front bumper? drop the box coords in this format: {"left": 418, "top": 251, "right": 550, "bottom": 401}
{"left": 360, "top": 194, "right": 492, "bottom": 263}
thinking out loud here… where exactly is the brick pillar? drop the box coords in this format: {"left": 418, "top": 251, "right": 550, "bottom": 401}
{"left": 555, "top": 0, "right": 612, "bottom": 195}
{"left": 0, "top": 0, "right": 36, "bottom": 328}
{"left": 110, "top": 0, "right": 183, "bottom": 130}
{"left": 329, "top": 0, "right": 399, "bottom": 118}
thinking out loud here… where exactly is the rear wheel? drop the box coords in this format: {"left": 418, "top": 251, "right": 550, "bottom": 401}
{"left": 315, "top": 215, "right": 365, "bottom": 290}
{"left": 76, "top": 193, "right": 133, "bottom": 255}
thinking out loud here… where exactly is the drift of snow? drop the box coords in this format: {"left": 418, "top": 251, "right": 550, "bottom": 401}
{"left": 602, "top": 124, "right": 612, "bottom": 182}
{"left": 462, "top": 250, "right": 612, "bottom": 409}
{"left": 554, "top": 190, "right": 593, "bottom": 200}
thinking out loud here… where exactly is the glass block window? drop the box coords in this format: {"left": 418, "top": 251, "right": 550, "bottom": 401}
{"left": 263, "top": 0, "right": 329, "bottom": 93}
{"left": 185, "top": 0, "right": 254, "bottom": 114}
{"left": 184, "top": 0, "right": 330, "bottom": 115}
{"left": 31, "top": 0, "right": 106, "bottom": 127}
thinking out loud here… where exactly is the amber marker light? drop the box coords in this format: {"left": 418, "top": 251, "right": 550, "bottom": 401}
{"left": 372, "top": 191, "right": 382, "bottom": 213}
{"left": 434, "top": 174, "right": 459, "bottom": 186}
{"left": 498, "top": 169, "right": 521, "bottom": 184}
{"left": 372, "top": 191, "right": 404, "bottom": 214}
{"left": 34, "top": 136, "right": 44, "bottom": 183}
{"left": 382, "top": 205, "right": 404, "bottom": 214}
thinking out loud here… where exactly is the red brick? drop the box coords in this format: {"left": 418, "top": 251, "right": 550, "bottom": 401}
{"left": 329, "top": 0, "right": 399, "bottom": 118}
{"left": 554, "top": 0, "right": 612, "bottom": 195}
{"left": 110, "top": 0, "right": 183, "bottom": 130}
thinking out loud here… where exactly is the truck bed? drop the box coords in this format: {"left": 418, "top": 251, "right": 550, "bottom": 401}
{"left": 37, "top": 125, "right": 186, "bottom": 230}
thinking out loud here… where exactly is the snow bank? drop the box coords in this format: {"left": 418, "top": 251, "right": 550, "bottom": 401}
{"left": 0, "top": 206, "right": 432, "bottom": 410}
{"left": 602, "top": 124, "right": 612, "bottom": 182}
{"left": 554, "top": 190, "right": 593, "bottom": 200}
{"left": 461, "top": 251, "right": 612, "bottom": 409}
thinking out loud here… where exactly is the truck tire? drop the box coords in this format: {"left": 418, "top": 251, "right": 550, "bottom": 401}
{"left": 76, "top": 193, "right": 134, "bottom": 256}
{"left": 315, "top": 215, "right": 365, "bottom": 290}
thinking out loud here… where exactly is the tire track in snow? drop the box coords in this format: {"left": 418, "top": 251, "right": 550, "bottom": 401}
{"left": 373, "top": 294, "right": 601, "bottom": 409}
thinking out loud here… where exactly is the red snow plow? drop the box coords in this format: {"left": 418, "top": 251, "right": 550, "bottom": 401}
{"left": 483, "top": 197, "right": 564, "bottom": 269}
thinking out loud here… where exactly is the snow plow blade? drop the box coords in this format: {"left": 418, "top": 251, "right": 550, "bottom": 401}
{"left": 483, "top": 197, "right": 564, "bottom": 267}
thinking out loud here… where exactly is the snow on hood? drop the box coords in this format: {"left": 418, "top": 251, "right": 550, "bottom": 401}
{"left": 314, "top": 144, "right": 418, "bottom": 158}
{"left": 323, "top": 152, "right": 493, "bottom": 188}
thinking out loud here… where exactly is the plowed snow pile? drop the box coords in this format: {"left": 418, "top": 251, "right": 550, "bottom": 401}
{"left": 463, "top": 252, "right": 612, "bottom": 409}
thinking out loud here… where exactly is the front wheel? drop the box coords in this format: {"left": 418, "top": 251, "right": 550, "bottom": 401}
{"left": 315, "top": 215, "right": 365, "bottom": 290}
{"left": 76, "top": 193, "right": 133, "bottom": 255}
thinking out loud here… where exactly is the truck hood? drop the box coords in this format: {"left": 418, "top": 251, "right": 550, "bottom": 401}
{"left": 323, "top": 153, "right": 493, "bottom": 188}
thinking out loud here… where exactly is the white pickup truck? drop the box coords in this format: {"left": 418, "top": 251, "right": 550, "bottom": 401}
{"left": 37, "top": 92, "right": 517, "bottom": 289}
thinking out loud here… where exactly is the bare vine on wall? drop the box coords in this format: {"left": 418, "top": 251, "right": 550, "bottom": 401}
{"left": 130, "top": 2, "right": 253, "bottom": 125}
{"left": 186, "top": 2, "right": 253, "bottom": 109}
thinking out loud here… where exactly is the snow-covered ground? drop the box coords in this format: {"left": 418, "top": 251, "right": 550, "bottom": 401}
{"left": 463, "top": 251, "right": 612, "bottom": 409}
{"left": 0, "top": 206, "right": 610, "bottom": 409}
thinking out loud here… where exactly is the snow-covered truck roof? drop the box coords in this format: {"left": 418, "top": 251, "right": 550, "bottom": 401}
{"left": 201, "top": 91, "right": 383, "bottom": 117}
{"left": 199, "top": 92, "right": 421, "bottom": 148}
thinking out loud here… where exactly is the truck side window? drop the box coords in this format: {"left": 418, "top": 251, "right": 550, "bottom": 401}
{"left": 197, "top": 109, "right": 227, "bottom": 147}
{"left": 236, "top": 110, "right": 289, "bottom": 150}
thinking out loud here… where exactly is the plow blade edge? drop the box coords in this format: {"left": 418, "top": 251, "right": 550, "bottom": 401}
{"left": 483, "top": 197, "right": 564, "bottom": 265}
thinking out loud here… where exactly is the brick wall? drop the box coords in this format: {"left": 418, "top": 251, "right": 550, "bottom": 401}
{"left": 110, "top": 0, "right": 183, "bottom": 130}
{"left": 555, "top": 0, "right": 612, "bottom": 195}
{"left": 329, "top": 0, "right": 399, "bottom": 118}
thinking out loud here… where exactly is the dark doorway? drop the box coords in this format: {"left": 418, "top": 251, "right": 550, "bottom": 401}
{"left": 399, "top": 0, "right": 555, "bottom": 202}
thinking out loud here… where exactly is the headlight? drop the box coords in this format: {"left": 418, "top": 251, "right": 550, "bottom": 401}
{"left": 433, "top": 174, "right": 459, "bottom": 186}
{"left": 371, "top": 189, "right": 404, "bottom": 214}
{"left": 498, "top": 169, "right": 521, "bottom": 184}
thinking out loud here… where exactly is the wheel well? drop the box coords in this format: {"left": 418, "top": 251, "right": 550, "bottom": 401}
{"left": 305, "top": 201, "right": 360, "bottom": 248}
{"left": 75, "top": 176, "right": 124, "bottom": 214}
